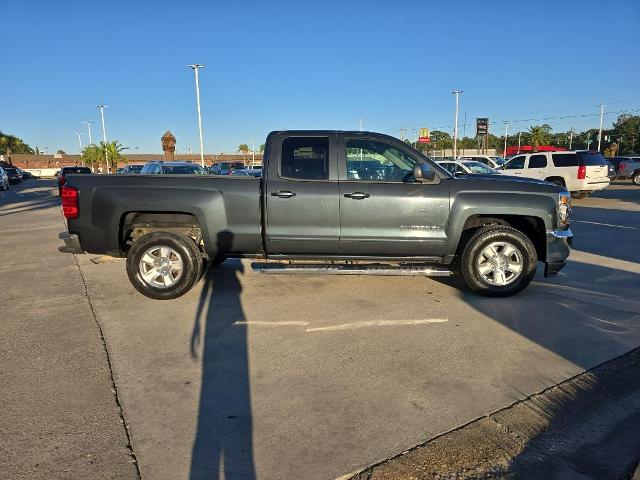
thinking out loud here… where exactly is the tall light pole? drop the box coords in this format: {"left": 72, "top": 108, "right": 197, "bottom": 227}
{"left": 358, "top": 117, "right": 364, "bottom": 131}
{"left": 82, "top": 121, "right": 94, "bottom": 145}
{"left": 597, "top": 103, "right": 605, "bottom": 152}
{"left": 97, "top": 105, "right": 109, "bottom": 172}
{"left": 503, "top": 122, "right": 509, "bottom": 158}
{"left": 187, "top": 64, "right": 206, "bottom": 167}
{"left": 452, "top": 90, "right": 462, "bottom": 158}
{"left": 517, "top": 131, "right": 522, "bottom": 154}
{"left": 75, "top": 132, "right": 84, "bottom": 152}
{"left": 568, "top": 128, "right": 574, "bottom": 150}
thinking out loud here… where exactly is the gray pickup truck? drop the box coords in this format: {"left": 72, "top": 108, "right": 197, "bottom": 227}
{"left": 58, "top": 130, "right": 573, "bottom": 299}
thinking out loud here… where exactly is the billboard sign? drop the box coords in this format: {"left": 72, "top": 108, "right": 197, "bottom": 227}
{"left": 418, "top": 127, "right": 431, "bottom": 144}
{"left": 476, "top": 118, "right": 489, "bottom": 136}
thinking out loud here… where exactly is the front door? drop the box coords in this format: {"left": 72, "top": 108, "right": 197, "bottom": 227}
{"left": 337, "top": 136, "right": 450, "bottom": 257}
{"left": 502, "top": 154, "right": 526, "bottom": 176}
{"left": 264, "top": 134, "right": 340, "bottom": 255}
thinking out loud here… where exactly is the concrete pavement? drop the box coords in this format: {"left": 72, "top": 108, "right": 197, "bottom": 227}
{"left": 0, "top": 181, "right": 138, "bottom": 479}
{"left": 2, "top": 179, "right": 639, "bottom": 479}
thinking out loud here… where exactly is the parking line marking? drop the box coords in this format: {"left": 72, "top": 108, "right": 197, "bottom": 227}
{"left": 572, "top": 220, "right": 640, "bottom": 231}
{"left": 306, "top": 319, "right": 448, "bottom": 332}
{"left": 569, "top": 250, "right": 640, "bottom": 274}
{"left": 234, "top": 321, "right": 309, "bottom": 327}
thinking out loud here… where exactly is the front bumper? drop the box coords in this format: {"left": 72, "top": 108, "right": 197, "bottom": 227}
{"left": 544, "top": 228, "right": 573, "bottom": 277}
{"left": 58, "top": 231, "right": 84, "bottom": 254}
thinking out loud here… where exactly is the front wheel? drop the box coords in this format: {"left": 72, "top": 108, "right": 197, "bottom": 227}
{"left": 460, "top": 226, "right": 537, "bottom": 297}
{"left": 126, "top": 231, "right": 203, "bottom": 300}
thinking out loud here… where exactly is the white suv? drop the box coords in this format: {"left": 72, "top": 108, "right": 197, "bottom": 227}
{"left": 500, "top": 151, "right": 610, "bottom": 198}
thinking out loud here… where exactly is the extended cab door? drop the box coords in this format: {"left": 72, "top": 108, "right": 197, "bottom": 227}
{"left": 264, "top": 133, "right": 340, "bottom": 254}
{"left": 337, "top": 135, "right": 450, "bottom": 257}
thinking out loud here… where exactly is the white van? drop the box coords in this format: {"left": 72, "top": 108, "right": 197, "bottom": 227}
{"left": 500, "top": 151, "right": 610, "bottom": 198}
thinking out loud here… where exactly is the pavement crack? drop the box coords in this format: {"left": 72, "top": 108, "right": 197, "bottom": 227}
{"left": 71, "top": 252, "right": 142, "bottom": 479}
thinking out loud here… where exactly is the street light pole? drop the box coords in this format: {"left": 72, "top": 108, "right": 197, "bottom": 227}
{"left": 517, "top": 132, "right": 522, "bottom": 154}
{"left": 503, "top": 122, "right": 509, "bottom": 158}
{"left": 75, "top": 132, "right": 83, "bottom": 152}
{"left": 597, "top": 103, "right": 605, "bottom": 152}
{"left": 82, "top": 121, "right": 94, "bottom": 145}
{"left": 187, "top": 64, "right": 206, "bottom": 167}
{"left": 568, "top": 127, "right": 574, "bottom": 150}
{"left": 452, "top": 90, "right": 462, "bottom": 158}
{"left": 97, "top": 105, "right": 109, "bottom": 172}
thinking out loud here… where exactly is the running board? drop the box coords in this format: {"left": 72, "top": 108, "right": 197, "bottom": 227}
{"left": 251, "top": 263, "right": 452, "bottom": 276}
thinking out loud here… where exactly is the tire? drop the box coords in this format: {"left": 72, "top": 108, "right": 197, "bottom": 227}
{"left": 460, "top": 226, "right": 537, "bottom": 297}
{"left": 126, "top": 231, "right": 203, "bottom": 300}
{"left": 632, "top": 172, "right": 640, "bottom": 186}
{"left": 571, "top": 191, "right": 588, "bottom": 199}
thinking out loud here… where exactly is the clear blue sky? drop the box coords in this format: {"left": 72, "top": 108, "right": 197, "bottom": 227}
{"left": 1, "top": 0, "right": 639, "bottom": 155}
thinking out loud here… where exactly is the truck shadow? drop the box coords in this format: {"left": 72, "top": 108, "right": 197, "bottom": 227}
{"left": 188, "top": 232, "right": 256, "bottom": 480}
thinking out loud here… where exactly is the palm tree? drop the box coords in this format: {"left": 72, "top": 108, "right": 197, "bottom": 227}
{"left": 103, "top": 141, "right": 127, "bottom": 173}
{"left": 528, "top": 124, "right": 552, "bottom": 150}
{"left": 80, "top": 144, "right": 103, "bottom": 172}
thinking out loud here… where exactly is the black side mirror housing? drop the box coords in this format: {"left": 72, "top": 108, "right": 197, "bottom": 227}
{"left": 413, "top": 164, "right": 436, "bottom": 183}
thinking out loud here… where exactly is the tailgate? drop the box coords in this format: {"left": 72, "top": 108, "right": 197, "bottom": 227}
{"left": 586, "top": 165, "right": 608, "bottom": 179}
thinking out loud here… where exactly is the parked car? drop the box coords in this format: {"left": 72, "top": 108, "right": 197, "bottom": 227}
{"left": 140, "top": 161, "right": 208, "bottom": 175}
{"left": 4, "top": 167, "right": 23, "bottom": 184}
{"left": 58, "top": 130, "right": 573, "bottom": 300}
{"left": 499, "top": 150, "right": 610, "bottom": 199}
{"left": 57, "top": 166, "right": 92, "bottom": 194}
{"left": 17, "top": 168, "right": 36, "bottom": 179}
{"left": 437, "top": 160, "right": 502, "bottom": 175}
{"left": 615, "top": 157, "right": 640, "bottom": 185}
{"left": 209, "top": 162, "right": 245, "bottom": 175}
{"left": 0, "top": 166, "right": 9, "bottom": 190}
{"left": 459, "top": 155, "right": 506, "bottom": 169}
{"left": 118, "top": 164, "right": 144, "bottom": 174}
{"left": 230, "top": 168, "right": 262, "bottom": 177}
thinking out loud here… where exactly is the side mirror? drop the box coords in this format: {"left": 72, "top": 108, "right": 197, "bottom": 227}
{"left": 413, "top": 164, "right": 436, "bottom": 182}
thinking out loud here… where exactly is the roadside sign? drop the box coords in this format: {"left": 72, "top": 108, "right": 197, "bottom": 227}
{"left": 418, "top": 127, "right": 431, "bottom": 144}
{"left": 476, "top": 118, "right": 489, "bottom": 136}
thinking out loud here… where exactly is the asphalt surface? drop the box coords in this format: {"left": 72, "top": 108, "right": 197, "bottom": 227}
{"left": 1, "top": 179, "right": 639, "bottom": 480}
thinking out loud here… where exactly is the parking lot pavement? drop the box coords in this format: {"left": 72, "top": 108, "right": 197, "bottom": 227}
{"left": 2, "top": 180, "right": 639, "bottom": 480}
{"left": 0, "top": 180, "right": 138, "bottom": 480}
{"left": 71, "top": 184, "right": 640, "bottom": 479}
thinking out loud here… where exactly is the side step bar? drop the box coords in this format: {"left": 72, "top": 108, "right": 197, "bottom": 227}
{"left": 251, "top": 263, "right": 452, "bottom": 277}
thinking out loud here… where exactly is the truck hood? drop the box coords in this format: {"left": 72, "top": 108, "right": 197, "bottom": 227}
{"left": 450, "top": 173, "right": 561, "bottom": 193}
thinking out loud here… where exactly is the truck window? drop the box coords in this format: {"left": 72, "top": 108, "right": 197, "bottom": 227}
{"left": 528, "top": 154, "right": 547, "bottom": 168}
{"left": 345, "top": 138, "right": 418, "bottom": 181}
{"left": 281, "top": 137, "right": 329, "bottom": 180}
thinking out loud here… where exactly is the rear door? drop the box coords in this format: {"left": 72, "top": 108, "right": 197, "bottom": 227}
{"left": 264, "top": 134, "right": 340, "bottom": 254}
{"left": 337, "top": 135, "right": 449, "bottom": 257}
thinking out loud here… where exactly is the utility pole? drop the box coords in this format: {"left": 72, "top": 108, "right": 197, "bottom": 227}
{"left": 251, "top": 137, "right": 255, "bottom": 167}
{"left": 517, "top": 132, "right": 522, "bottom": 154}
{"left": 359, "top": 117, "right": 364, "bottom": 131}
{"left": 452, "top": 90, "right": 462, "bottom": 158}
{"left": 187, "top": 64, "right": 206, "bottom": 167}
{"left": 503, "top": 122, "right": 509, "bottom": 158}
{"left": 82, "top": 121, "right": 94, "bottom": 145}
{"left": 568, "top": 128, "right": 574, "bottom": 150}
{"left": 97, "top": 105, "right": 109, "bottom": 172}
{"left": 597, "top": 103, "right": 605, "bottom": 152}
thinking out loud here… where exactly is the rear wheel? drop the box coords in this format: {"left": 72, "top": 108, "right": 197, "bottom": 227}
{"left": 571, "top": 191, "right": 588, "bottom": 199}
{"left": 126, "top": 231, "right": 203, "bottom": 300}
{"left": 460, "top": 226, "right": 537, "bottom": 297}
{"left": 632, "top": 172, "right": 640, "bottom": 186}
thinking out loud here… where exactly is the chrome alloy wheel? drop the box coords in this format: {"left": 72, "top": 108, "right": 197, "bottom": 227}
{"left": 138, "top": 245, "right": 184, "bottom": 288}
{"left": 477, "top": 241, "right": 523, "bottom": 286}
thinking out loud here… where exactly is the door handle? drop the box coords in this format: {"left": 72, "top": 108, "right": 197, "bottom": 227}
{"left": 344, "top": 192, "right": 370, "bottom": 200}
{"left": 271, "top": 190, "right": 296, "bottom": 198}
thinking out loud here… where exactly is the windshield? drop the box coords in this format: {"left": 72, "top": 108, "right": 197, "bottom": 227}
{"left": 462, "top": 161, "right": 497, "bottom": 174}
{"left": 163, "top": 165, "right": 207, "bottom": 175}
{"left": 63, "top": 167, "right": 91, "bottom": 174}
{"left": 5, "top": 168, "right": 18, "bottom": 174}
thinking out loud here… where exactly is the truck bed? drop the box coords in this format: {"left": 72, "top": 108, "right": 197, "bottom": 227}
{"left": 65, "top": 174, "right": 263, "bottom": 257}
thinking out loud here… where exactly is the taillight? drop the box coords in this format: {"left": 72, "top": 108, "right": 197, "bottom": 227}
{"left": 577, "top": 165, "right": 586, "bottom": 180}
{"left": 61, "top": 185, "right": 78, "bottom": 219}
